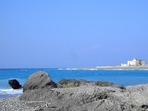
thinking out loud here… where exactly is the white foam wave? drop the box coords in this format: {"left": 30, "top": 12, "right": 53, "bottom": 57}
{"left": 0, "top": 88, "right": 23, "bottom": 95}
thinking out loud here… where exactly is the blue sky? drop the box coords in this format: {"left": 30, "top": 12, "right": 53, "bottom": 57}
{"left": 0, "top": 0, "right": 148, "bottom": 68}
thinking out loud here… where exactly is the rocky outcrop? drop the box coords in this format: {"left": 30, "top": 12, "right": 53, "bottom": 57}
{"left": 58, "top": 79, "right": 126, "bottom": 90}
{"left": 1, "top": 71, "right": 148, "bottom": 111}
{"left": 23, "top": 71, "right": 57, "bottom": 92}
{"left": 19, "top": 86, "right": 132, "bottom": 111}
{"left": 19, "top": 72, "right": 130, "bottom": 111}
{"left": 58, "top": 79, "right": 89, "bottom": 88}
{"left": 8, "top": 79, "right": 22, "bottom": 89}
{"left": 93, "top": 81, "right": 126, "bottom": 90}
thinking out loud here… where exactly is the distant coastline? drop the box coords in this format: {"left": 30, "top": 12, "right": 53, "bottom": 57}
{"left": 61, "top": 58, "right": 148, "bottom": 70}
{"left": 60, "top": 65, "right": 148, "bottom": 70}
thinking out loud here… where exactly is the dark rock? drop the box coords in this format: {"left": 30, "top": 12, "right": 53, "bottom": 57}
{"left": 94, "top": 81, "right": 126, "bottom": 90}
{"left": 8, "top": 79, "right": 22, "bottom": 89}
{"left": 23, "top": 71, "right": 57, "bottom": 92}
{"left": 137, "top": 105, "right": 148, "bottom": 111}
{"left": 58, "top": 79, "right": 89, "bottom": 88}
{"left": 114, "top": 84, "right": 126, "bottom": 90}
{"left": 58, "top": 79, "right": 126, "bottom": 90}
{"left": 94, "top": 81, "right": 114, "bottom": 87}
{"left": 141, "top": 105, "right": 148, "bottom": 109}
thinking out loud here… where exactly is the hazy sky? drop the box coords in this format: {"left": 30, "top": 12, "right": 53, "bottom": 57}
{"left": 0, "top": 0, "right": 148, "bottom": 68}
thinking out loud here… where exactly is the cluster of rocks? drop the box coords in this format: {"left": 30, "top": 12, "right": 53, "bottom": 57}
{"left": 1, "top": 71, "right": 148, "bottom": 111}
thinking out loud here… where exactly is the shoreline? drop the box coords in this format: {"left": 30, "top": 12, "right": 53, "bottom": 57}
{"left": 61, "top": 65, "right": 148, "bottom": 70}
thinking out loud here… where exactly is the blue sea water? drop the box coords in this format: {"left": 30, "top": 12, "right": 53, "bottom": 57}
{"left": 0, "top": 68, "right": 148, "bottom": 99}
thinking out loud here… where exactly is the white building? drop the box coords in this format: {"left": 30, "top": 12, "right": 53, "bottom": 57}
{"left": 121, "top": 58, "right": 146, "bottom": 66}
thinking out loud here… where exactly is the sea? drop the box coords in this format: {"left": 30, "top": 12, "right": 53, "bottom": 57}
{"left": 1, "top": 68, "right": 148, "bottom": 99}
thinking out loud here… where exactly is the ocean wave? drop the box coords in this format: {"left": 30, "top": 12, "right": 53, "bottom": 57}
{"left": 0, "top": 88, "right": 23, "bottom": 95}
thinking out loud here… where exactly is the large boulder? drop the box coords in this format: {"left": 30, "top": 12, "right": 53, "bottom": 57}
{"left": 8, "top": 79, "right": 22, "bottom": 89}
{"left": 23, "top": 71, "right": 57, "bottom": 92}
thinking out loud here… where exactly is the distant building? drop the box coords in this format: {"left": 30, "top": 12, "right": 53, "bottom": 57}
{"left": 121, "top": 58, "right": 146, "bottom": 66}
